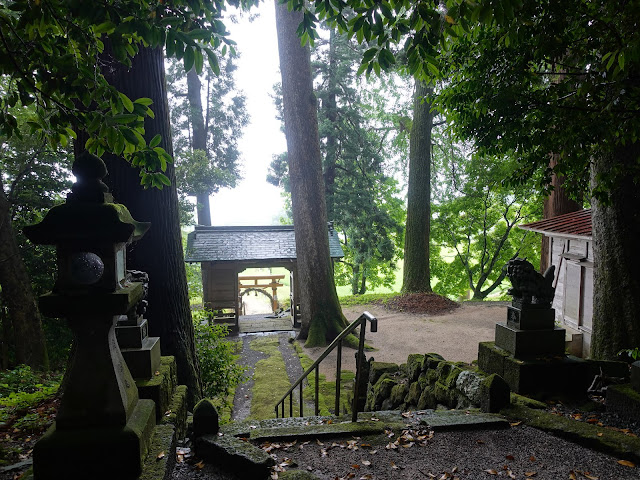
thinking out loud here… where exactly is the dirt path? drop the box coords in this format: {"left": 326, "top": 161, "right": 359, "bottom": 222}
{"left": 302, "top": 301, "right": 507, "bottom": 379}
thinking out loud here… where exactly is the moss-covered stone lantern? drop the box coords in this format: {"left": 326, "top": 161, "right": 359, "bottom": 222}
{"left": 23, "top": 152, "right": 156, "bottom": 480}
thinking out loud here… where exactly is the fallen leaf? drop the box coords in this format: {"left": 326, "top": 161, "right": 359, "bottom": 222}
{"left": 484, "top": 469, "right": 498, "bottom": 475}
{"left": 529, "top": 456, "right": 536, "bottom": 462}
{"left": 597, "top": 432, "right": 603, "bottom": 437}
{"left": 452, "top": 466, "right": 458, "bottom": 473}
{"left": 507, "top": 470, "right": 516, "bottom": 479}
{"left": 361, "top": 460, "right": 371, "bottom": 466}
{"left": 351, "top": 464, "right": 360, "bottom": 469}
{"left": 477, "top": 439, "right": 485, "bottom": 444}
{"left": 569, "top": 471, "right": 577, "bottom": 480}
{"left": 506, "top": 454, "right": 515, "bottom": 461}
{"left": 195, "top": 460, "right": 205, "bottom": 470}
{"left": 583, "top": 474, "right": 599, "bottom": 480}
{"left": 390, "top": 461, "right": 401, "bottom": 470}
{"left": 385, "top": 442, "right": 397, "bottom": 450}
{"left": 359, "top": 475, "right": 373, "bottom": 480}
{"left": 156, "top": 451, "right": 165, "bottom": 460}
{"left": 525, "top": 472, "right": 537, "bottom": 477}
{"left": 510, "top": 421, "right": 522, "bottom": 427}
{"left": 617, "top": 460, "right": 635, "bottom": 468}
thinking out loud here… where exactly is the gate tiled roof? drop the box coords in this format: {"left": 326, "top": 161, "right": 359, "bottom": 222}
{"left": 185, "top": 225, "right": 344, "bottom": 262}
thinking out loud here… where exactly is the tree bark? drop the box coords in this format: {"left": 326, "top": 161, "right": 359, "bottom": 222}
{"left": 540, "top": 154, "right": 582, "bottom": 272}
{"left": 274, "top": 1, "right": 348, "bottom": 347}
{"left": 402, "top": 80, "right": 433, "bottom": 294}
{"left": 591, "top": 142, "right": 640, "bottom": 359}
{"left": 323, "top": 28, "right": 338, "bottom": 222}
{"left": 0, "top": 182, "right": 48, "bottom": 370}
{"left": 186, "top": 68, "right": 212, "bottom": 226}
{"left": 95, "top": 46, "right": 202, "bottom": 407}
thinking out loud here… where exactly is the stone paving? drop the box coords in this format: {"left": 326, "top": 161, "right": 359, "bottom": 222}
{"left": 237, "top": 313, "right": 294, "bottom": 334}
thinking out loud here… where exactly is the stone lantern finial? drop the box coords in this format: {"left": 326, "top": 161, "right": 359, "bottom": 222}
{"left": 68, "top": 151, "right": 112, "bottom": 204}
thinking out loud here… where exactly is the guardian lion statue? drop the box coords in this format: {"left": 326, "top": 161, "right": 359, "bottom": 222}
{"left": 506, "top": 258, "right": 556, "bottom": 308}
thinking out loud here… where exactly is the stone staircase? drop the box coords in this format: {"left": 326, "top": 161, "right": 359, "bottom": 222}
{"left": 137, "top": 356, "right": 188, "bottom": 480}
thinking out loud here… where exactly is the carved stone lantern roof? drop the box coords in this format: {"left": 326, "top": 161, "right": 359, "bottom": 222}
{"left": 24, "top": 152, "right": 149, "bottom": 246}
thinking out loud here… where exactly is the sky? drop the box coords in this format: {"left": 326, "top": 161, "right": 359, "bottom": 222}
{"left": 207, "top": 4, "right": 288, "bottom": 226}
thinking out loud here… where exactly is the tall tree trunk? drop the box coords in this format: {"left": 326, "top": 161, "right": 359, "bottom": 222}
{"left": 186, "top": 68, "right": 212, "bottom": 226}
{"left": 402, "top": 80, "right": 433, "bottom": 294}
{"left": 274, "top": 1, "right": 348, "bottom": 347}
{"left": 323, "top": 28, "right": 338, "bottom": 221}
{"left": 540, "top": 154, "right": 582, "bottom": 272}
{"left": 95, "top": 46, "right": 202, "bottom": 407}
{"left": 591, "top": 142, "right": 640, "bottom": 359}
{"left": 0, "top": 184, "right": 48, "bottom": 369}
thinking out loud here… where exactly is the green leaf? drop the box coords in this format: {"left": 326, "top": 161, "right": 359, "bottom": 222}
{"left": 206, "top": 49, "right": 220, "bottom": 75}
{"left": 149, "top": 134, "right": 162, "bottom": 148}
{"left": 122, "top": 128, "right": 140, "bottom": 146}
{"left": 194, "top": 48, "right": 204, "bottom": 74}
{"left": 134, "top": 97, "right": 153, "bottom": 106}
{"left": 119, "top": 92, "right": 134, "bottom": 113}
{"left": 184, "top": 46, "right": 195, "bottom": 72}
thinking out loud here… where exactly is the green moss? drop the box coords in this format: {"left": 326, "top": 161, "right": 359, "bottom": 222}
{"left": 503, "top": 404, "right": 640, "bottom": 463}
{"left": 510, "top": 393, "right": 547, "bottom": 409}
{"left": 293, "top": 341, "right": 355, "bottom": 415}
{"left": 249, "top": 337, "right": 294, "bottom": 420}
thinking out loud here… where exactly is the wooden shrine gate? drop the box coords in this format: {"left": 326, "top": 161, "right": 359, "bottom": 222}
{"left": 238, "top": 274, "right": 285, "bottom": 312}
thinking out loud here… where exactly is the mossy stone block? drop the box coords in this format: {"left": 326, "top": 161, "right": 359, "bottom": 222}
{"left": 137, "top": 356, "right": 178, "bottom": 421}
{"left": 434, "top": 381, "right": 454, "bottom": 406}
{"left": 405, "top": 381, "right": 423, "bottom": 407}
{"left": 195, "top": 434, "right": 275, "bottom": 478}
{"left": 426, "top": 369, "right": 439, "bottom": 384}
{"left": 422, "top": 353, "right": 445, "bottom": 371}
{"left": 480, "top": 374, "right": 510, "bottom": 413}
{"left": 477, "top": 342, "right": 508, "bottom": 377}
{"left": 606, "top": 383, "right": 640, "bottom": 421}
{"left": 417, "top": 387, "right": 437, "bottom": 410}
{"left": 443, "top": 366, "right": 463, "bottom": 389}
{"left": 140, "top": 424, "right": 176, "bottom": 480}
{"left": 390, "top": 382, "right": 409, "bottom": 409}
{"left": 406, "top": 354, "right": 425, "bottom": 382}
{"left": 160, "top": 384, "right": 188, "bottom": 439}
{"left": 367, "top": 375, "right": 397, "bottom": 411}
{"left": 368, "top": 362, "right": 399, "bottom": 386}
{"left": 193, "top": 398, "right": 220, "bottom": 438}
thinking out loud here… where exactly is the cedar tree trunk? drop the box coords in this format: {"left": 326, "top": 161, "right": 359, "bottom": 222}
{"left": 590, "top": 142, "right": 640, "bottom": 358}
{"left": 323, "top": 28, "right": 338, "bottom": 222}
{"left": 540, "top": 154, "right": 581, "bottom": 272}
{"left": 274, "top": 1, "right": 348, "bottom": 346}
{"left": 402, "top": 80, "right": 433, "bottom": 294}
{"left": 96, "top": 46, "right": 202, "bottom": 407}
{"left": 186, "top": 68, "right": 212, "bottom": 226}
{"left": 0, "top": 183, "right": 48, "bottom": 369}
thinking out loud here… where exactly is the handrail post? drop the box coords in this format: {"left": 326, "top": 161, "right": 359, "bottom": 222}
{"left": 352, "top": 316, "right": 368, "bottom": 422}
{"left": 315, "top": 365, "right": 320, "bottom": 416}
{"left": 335, "top": 339, "right": 342, "bottom": 415}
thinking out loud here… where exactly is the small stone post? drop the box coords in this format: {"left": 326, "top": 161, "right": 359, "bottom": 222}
{"left": 24, "top": 152, "right": 156, "bottom": 480}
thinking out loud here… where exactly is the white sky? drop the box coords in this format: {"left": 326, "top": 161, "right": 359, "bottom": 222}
{"left": 207, "top": 3, "right": 288, "bottom": 226}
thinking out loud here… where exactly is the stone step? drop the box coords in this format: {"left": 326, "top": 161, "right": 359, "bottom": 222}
{"left": 139, "top": 424, "right": 177, "bottom": 480}
{"left": 137, "top": 356, "right": 178, "bottom": 421}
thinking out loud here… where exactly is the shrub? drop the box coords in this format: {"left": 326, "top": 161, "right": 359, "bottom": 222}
{"left": 192, "top": 311, "right": 247, "bottom": 405}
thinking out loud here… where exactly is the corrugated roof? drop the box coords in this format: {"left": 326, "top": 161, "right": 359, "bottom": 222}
{"left": 185, "top": 225, "right": 344, "bottom": 262}
{"left": 519, "top": 209, "right": 592, "bottom": 239}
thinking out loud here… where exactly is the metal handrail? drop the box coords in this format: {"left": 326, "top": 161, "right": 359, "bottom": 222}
{"left": 275, "top": 311, "right": 377, "bottom": 422}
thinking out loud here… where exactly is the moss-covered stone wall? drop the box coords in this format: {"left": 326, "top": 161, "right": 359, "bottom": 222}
{"left": 364, "top": 353, "right": 510, "bottom": 413}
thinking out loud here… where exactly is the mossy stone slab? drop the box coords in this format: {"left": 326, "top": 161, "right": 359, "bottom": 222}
{"left": 195, "top": 434, "right": 275, "bottom": 479}
{"left": 417, "top": 409, "right": 509, "bottom": 432}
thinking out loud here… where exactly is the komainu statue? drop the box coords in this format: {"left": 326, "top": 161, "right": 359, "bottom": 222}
{"left": 506, "top": 258, "right": 556, "bottom": 308}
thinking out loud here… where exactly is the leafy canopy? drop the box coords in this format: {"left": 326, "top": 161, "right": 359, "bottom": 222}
{"left": 0, "top": 0, "right": 255, "bottom": 187}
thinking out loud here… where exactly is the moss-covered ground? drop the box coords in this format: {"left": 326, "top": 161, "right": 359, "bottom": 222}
{"left": 293, "top": 341, "right": 355, "bottom": 416}
{"left": 248, "top": 336, "right": 296, "bottom": 420}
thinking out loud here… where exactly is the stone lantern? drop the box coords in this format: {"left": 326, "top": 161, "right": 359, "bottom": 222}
{"left": 24, "top": 152, "right": 156, "bottom": 479}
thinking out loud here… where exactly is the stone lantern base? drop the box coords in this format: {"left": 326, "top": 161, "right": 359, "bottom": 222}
{"left": 33, "top": 400, "right": 156, "bottom": 480}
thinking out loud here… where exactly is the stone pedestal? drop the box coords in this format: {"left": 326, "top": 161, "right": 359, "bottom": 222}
{"left": 117, "top": 315, "right": 161, "bottom": 379}
{"left": 478, "top": 342, "right": 590, "bottom": 395}
{"left": 494, "top": 305, "right": 565, "bottom": 359}
{"left": 33, "top": 283, "right": 157, "bottom": 479}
